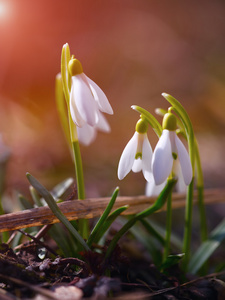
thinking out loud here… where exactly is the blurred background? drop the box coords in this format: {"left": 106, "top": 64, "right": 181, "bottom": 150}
{"left": 0, "top": 0, "right": 225, "bottom": 204}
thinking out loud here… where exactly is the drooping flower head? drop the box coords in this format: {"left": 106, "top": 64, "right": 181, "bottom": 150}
{"left": 118, "top": 118, "right": 153, "bottom": 181}
{"left": 152, "top": 112, "right": 192, "bottom": 186}
{"left": 146, "top": 158, "right": 187, "bottom": 197}
{"left": 68, "top": 58, "right": 113, "bottom": 145}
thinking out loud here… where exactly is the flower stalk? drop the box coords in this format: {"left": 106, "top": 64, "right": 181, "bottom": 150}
{"left": 60, "top": 43, "right": 88, "bottom": 237}
{"left": 163, "top": 185, "right": 173, "bottom": 261}
{"left": 161, "top": 93, "right": 196, "bottom": 270}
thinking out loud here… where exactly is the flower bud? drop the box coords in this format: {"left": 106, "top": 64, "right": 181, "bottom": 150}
{"left": 162, "top": 113, "right": 177, "bottom": 131}
{"left": 135, "top": 118, "right": 148, "bottom": 134}
{"left": 68, "top": 58, "right": 83, "bottom": 76}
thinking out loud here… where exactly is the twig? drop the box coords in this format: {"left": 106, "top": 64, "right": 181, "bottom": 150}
{"left": 17, "top": 229, "right": 58, "bottom": 256}
{"left": 0, "top": 189, "right": 224, "bottom": 233}
{"left": 118, "top": 270, "right": 225, "bottom": 299}
{"left": 0, "top": 274, "right": 57, "bottom": 300}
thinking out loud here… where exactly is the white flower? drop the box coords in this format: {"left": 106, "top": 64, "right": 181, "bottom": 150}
{"left": 77, "top": 111, "right": 110, "bottom": 146}
{"left": 118, "top": 131, "right": 153, "bottom": 181}
{"left": 152, "top": 129, "right": 192, "bottom": 186}
{"left": 69, "top": 59, "right": 113, "bottom": 128}
{"left": 145, "top": 159, "right": 186, "bottom": 197}
{"left": 145, "top": 173, "right": 166, "bottom": 197}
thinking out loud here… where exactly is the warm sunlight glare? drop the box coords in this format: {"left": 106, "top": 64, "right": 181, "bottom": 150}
{"left": 0, "top": 1, "right": 8, "bottom": 19}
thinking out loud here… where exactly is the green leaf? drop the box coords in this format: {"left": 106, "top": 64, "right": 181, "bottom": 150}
{"left": 51, "top": 177, "right": 74, "bottom": 200}
{"left": 161, "top": 253, "right": 185, "bottom": 271}
{"left": 29, "top": 186, "right": 43, "bottom": 207}
{"left": 188, "top": 218, "right": 225, "bottom": 274}
{"left": 18, "top": 194, "right": 34, "bottom": 210}
{"left": 105, "top": 178, "right": 177, "bottom": 259}
{"left": 94, "top": 206, "right": 128, "bottom": 245}
{"left": 26, "top": 173, "right": 90, "bottom": 251}
{"left": 49, "top": 224, "right": 78, "bottom": 257}
{"left": 87, "top": 187, "right": 119, "bottom": 247}
{"left": 130, "top": 221, "right": 163, "bottom": 266}
{"left": 140, "top": 219, "right": 165, "bottom": 246}
{"left": 131, "top": 105, "right": 162, "bottom": 137}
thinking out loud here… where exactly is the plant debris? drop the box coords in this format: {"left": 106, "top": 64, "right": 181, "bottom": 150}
{"left": 0, "top": 242, "right": 224, "bottom": 299}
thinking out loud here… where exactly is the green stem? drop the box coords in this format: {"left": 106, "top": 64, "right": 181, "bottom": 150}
{"left": 182, "top": 178, "right": 194, "bottom": 270}
{"left": 195, "top": 138, "right": 207, "bottom": 242}
{"left": 72, "top": 140, "right": 85, "bottom": 200}
{"left": 163, "top": 190, "right": 172, "bottom": 261}
{"left": 72, "top": 139, "right": 89, "bottom": 238}
{"left": 60, "top": 44, "right": 89, "bottom": 238}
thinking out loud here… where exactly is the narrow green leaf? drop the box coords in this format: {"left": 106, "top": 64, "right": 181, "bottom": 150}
{"left": 131, "top": 105, "right": 162, "bottom": 137}
{"left": 55, "top": 73, "right": 71, "bottom": 147}
{"left": 29, "top": 186, "right": 43, "bottom": 207}
{"left": 105, "top": 178, "right": 177, "bottom": 259}
{"left": 143, "top": 219, "right": 183, "bottom": 250}
{"left": 51, "top": 177, "right": 74, "bottom": 200}
{"left": 188, "top": 218, "right": 225, "bottom": 274}
{"left": 94, "top": 206, "right": 128, "bottom": 245}
{"left": 87, "top": 187, "right": 119, "bottom": 247}
{"left": 49, "top": 224, "right": 77, "bottom": 257}
{"left": 161, "top": 253, "right": 185, "bottom": 271}
{"left": 140, "top": 219, "right": 165, "bottom": 246}
{"left": 26, "top": 173, "right": 90, "bottom": 251}
{"left": 18, "top": 194, "right": 33, "bottom": 210}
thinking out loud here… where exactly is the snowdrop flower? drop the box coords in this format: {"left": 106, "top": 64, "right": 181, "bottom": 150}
{"left": 68, "top": 58, "right": 113, "bottom": 128}
{"left": 77, "top": 111, "right": 110, "bottom": 146}
{"left": 152, "top": 112, "right": 192, "bottom": 186}
{"left": 118, "top": 118, "right": 153, "bottom": 181}
{"left": 146, "top": 159, "right": 186, "bottom": 197}
{"left": 145, "top": 173, "right": 166, "bottom": 197}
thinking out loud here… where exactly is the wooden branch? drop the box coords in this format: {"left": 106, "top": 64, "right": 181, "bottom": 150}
{"left": 0, "top": 189, "right": 224, "bottom": 233}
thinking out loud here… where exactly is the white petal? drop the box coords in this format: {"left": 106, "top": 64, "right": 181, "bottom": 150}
{"left": 145, "top": 174, "right": 167, "bottom": 197}
{"left": 77, "top": 123, "right": 97, "bottom": 146}
{"left": 95, "top": 111, "right": 111, "bottom": 132}
{"left": 172, "top": 159, "right": 187, "bottom": 193}
{"left": 174, "top": 135, "right": 193, "bottom": 185}
{"left": 72, "top": 75, "right": 98, "bottom": 126}
{"left": 86, "top": 75, "right": 113, "bottom": 115}
{"left": 132, "top": 158, "right": 142, "bottom": 173}
{"left": 152, "top": 130, "right": 173, "bottom": 185}
{"left": 142, "top": 134, "right": 153, "bottom": 181}
{"left": 70, "top": 84, "right": 85, "bottom": 127}
{"left": 117, "top": 132, "right": 138, "bottom": 180}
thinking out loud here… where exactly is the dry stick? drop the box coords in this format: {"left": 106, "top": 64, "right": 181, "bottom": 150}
{"left": 119, "top": 270, "right": 225, "bottom": 299}
{"left": 17, "top": 229, "right": 58, "bottom": 256}
{"left": 0, "top": 189, "right": 224, "bottom": 233}
{"left": 0, "top": 274, "right": 57, "bottom": 300}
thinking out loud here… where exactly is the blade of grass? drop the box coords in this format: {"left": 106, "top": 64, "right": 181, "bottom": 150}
{"left": 29, "top": 186, "right": 43, "bottom": 207}
{"left": 105, "top": 178, "right": 177, "bottom": 259}
{"left": 87, "top": 187, "right": 119, "bottom": 247}
{"left": 94, "top": 206, "right": 128, "bottom": 245}
{"left": 48, "top": 224, "right": 78, "bottom": 257}
{"left": 51, "top": 177, "right": 74, "bottom": 200}
{"left": 26, "top": 173, "right": 90, "bottom": 252}
{"left": 18, "top": 194, "right": 34, "bottom": 210}
{"left": 140, "top": 219, "right": 165, "bottom": 246}
{"left": 188, "top": 218, "right": 225, "bottom": 274}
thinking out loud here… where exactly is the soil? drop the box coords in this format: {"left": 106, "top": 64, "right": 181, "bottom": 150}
{"left": 0, "top": 240, "right": 225, "bottom": 300}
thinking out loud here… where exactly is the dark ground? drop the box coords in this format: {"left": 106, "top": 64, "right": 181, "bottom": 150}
{"left": 0, "top": 238, "right": 225, "bottom": 300}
